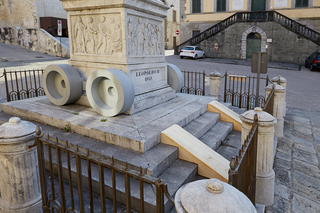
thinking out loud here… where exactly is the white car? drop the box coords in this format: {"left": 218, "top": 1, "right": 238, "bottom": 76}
{"left": 180, "top": 46, "right": 205, "bottom": 60}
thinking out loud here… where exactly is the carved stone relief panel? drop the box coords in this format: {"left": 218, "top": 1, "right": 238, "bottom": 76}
{"left": 127, "top": 15, "right": 163, "bottom": 57}
{"left": 71, "top": 14, "right": 123, "bottom": 55}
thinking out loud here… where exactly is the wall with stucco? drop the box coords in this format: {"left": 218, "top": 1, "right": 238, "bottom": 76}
{"left": 166, "top": 0, "right": 181, "bottom": 49}
{"left": 0, "top": 0, "right": 38, "bottom": 28}
{"left": 0, "top": 27, "right": 69, "bottom": 57}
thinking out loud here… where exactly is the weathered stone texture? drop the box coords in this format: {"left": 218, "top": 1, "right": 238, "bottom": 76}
{"left": 0, "top": 0, "right": 66, "bottom": 29}
{"left": 180, "top": 21, "right": 320, "bottom": 65}
{"left": 0, "top": 27, "right": 69, "bottom": 57}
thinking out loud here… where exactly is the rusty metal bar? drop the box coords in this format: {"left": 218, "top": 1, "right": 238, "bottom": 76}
{"left": 99, "top": 162, "right": 106, "bottom": 213}
{"left": 75, "top": 149, "right": 84, "bottom": 212}
{"left": 55, "top": 138, "right": 66, "bottom": 212}
{"left": 125, "top": 172, "right": 131, "bottom": 213}
{"left": 47, "top": 144, "right": 55, "bottom": 200}
{"left": 3, "top": 69, "right": 11, "bottom": 102}
{"left": 66, "top": 146, "right": 75, "bottom": 210}
{"left": 112, "top": 166, "right": 117, "bottom": 213}
{"left": 86, "top": 152, "right": 94, "bottom": 213}
{"left": 224, "top": 72, "right": 227, "bottom": 102}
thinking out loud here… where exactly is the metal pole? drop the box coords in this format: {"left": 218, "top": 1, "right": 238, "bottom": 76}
{"left": 60, "top": 36, "right": 62, "bottom": 58}
{"left": 255, "top": 52, "right": 261, "bottom": 107}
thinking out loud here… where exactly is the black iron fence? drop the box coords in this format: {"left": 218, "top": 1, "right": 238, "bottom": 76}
{"left": 29, "top": 127, "right": 174, "bottom": 213}
{"left": 179, "top": 71, "right": 207, "bottom": 96}
{"left": 228, "top": 114, "right": 258, "bottom": 205}
{"left": 222, "top": 72, "right": 272, "bottom": 110}
{"left": 1, "top": 68, "right": 45, "bottom": 102}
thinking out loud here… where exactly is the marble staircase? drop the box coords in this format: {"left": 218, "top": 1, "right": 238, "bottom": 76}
{"left": 0, "top": 94, "right": 243, "bottom": 212}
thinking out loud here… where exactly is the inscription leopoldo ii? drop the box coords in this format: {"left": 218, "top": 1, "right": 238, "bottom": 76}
{"left": 131, "top": 68, "right": 164, "bottom": 87}
{"left": 135, "top": 69, "right": 160, "bottom": 81}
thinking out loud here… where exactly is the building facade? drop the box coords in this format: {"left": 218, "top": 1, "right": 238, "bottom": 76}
{"left": 164, "top": 0, "right": 181, "bottom": 49}
{"left": 178, "top": 0, "right": 320, "bottom": 64}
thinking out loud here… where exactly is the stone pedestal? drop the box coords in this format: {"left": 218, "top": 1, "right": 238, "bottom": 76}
{"left": 0, "top": 117, "right": 42, "bottom": 213}
{"left": 272, "top": 76, "right": 287, "bottom": 117}
{"left": 265, "top": 83, "right": 285, "bottom": 137}
{"left": 209, "top": 71, "right": 221, "bottom": 101}
{"left": 59, "top": 0, "right": 176, "bottom": 115}
{"left": 240, "top": 108, "right": 277, "bottom": 206}
{"left": 175, "top": 178, "right": 257, "bottom": 213}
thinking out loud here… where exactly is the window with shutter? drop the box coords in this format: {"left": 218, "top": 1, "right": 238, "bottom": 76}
{"left": 217, "top": 0, "right": 226, "bottom": 12}
{"left": 192, "top": 0, "right": 201, "bottom": 13}
{"left": 173, "top": 10, "right": 177, "bottom": 22}
{"left": 295, "top": 0, "right": 308, "bottom": 7}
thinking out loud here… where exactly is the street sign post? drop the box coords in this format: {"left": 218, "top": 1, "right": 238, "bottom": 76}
{"left": 251, "top": 52, "right": 268, "bottom": 107}
{"left": 57, "top": 20, "right": 62, "bottom": 57}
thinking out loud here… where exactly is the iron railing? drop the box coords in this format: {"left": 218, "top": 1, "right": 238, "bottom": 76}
{"left": 175, "top": 11, "right": 320, "bottom": 54}
{"left": 29, "top": 126, "right": 175, "bottom": 213}
{"left": 228, "top": 114, "right": 258, "bottom": 205}
{"left": 179, "top": 70, "right": 207, "bottom": 96}
{"left": 262, "top": 84, "right": 275, "bottom": 115}
{"left": 222, "top": 72, "right": 272, "bottom": 110}
{"left": 1, "top": 68, "right": 45, "bottom": 102}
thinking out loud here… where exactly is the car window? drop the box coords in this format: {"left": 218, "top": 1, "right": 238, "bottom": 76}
{"left": 316, "top": 55, "right": 320, "bottom": 60}
{"left": 183, "top": 47, "right": 194, "bottom": 50}
{"left": 195, "top": 47, "right": 199, "bottom": 50}
{"left": 311, "top": 53, "right": 317, "bottom": 60}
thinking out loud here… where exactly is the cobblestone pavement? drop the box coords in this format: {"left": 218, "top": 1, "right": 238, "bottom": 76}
{"left": 266, "top": 108, "right": 320, "bottom": 213}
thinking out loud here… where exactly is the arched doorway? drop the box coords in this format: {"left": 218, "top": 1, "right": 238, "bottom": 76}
{"left": 246, "top": 33, "right": 261, "bottom": 59}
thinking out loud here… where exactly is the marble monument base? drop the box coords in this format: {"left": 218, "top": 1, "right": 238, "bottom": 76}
{"left": 0, "top": 94, "right": 216, "bottom": 153}
{"left": 75, "top": 86, "right": 177, "bottom": 115}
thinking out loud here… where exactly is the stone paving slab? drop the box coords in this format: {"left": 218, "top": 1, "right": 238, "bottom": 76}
{"left": 266, "top": 108, "right": 320, "bottom": 213}
{"left": 0, "top": 94, "right": 216, "bottom": 153}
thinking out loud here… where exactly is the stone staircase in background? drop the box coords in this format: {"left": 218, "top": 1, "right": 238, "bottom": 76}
{"left": 0, "top": 97, "right": 244, "bottom": 212}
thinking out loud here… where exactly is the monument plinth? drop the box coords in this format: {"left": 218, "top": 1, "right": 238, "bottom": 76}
{"left": 54, "top": 0, "right": 176, "bottom": 115}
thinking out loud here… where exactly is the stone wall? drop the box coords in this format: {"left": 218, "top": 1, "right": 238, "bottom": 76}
{"left": 181, "top": 21, "right": 320, "bottom": 65}
{"left": 0, "top": 27, "right": 69, "bottom": 57}
{"left": 180, "top": 20, "right": 219, "bottom": 43}
{"left": 0, "top": 0, "right": 37, "bottom": 28}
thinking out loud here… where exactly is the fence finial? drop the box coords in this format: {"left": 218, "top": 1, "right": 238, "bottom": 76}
{"left": 230, "top": 157, "right": 236, "bottom": 170}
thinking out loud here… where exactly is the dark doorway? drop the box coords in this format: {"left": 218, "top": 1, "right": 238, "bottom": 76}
{"left": 246, "top": 33, "right": 261, "bottom": 59}
{"left": 251, "top": 0, "right": 266, "bottom": 11}
{"left": 173, "top": 36, "right": 176, "bottom": 48}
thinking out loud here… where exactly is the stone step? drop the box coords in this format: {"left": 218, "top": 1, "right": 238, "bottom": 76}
{"left": 183, "top": 112, "right": 220, "bottom": 139}
{"left": 221, "top": 102, "right": 246, "bottom": 115}
{"left": 0, "top": 112, "right": 179, "bottom": 178}
{"left": 199, "top": 121, "right": 233, "bottom": 151}
{"left": 0, "top": 94, "right": 216, "bottom": 153}
{"left": 216, "top": 130, "right": 242, "bottom": 161}
{"left": 44, "top": 144, "right": 197, "bottom": 213}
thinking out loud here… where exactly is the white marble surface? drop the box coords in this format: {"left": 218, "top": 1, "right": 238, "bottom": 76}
{"left": 0, "top": 117, "right": 42, "bottom": 212}
{"left": 175, "top": 179, "right": 257, "bottom": 213}
{"left": 240, "top": 108, "right": 277, "bottom": 206}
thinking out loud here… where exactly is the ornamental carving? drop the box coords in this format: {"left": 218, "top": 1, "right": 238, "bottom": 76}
{"left": 127, "top": 16, "right": 163, "bottom": 56}
{"left": 72, "top": 14, "right": 123, "bottom": 55}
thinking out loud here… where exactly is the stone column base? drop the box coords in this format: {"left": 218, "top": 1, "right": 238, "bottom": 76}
{"left": 275, "top": 117, "right": 284, "bottom": 137}
{"left": 0, "top": 199, "right": 42, "bottom": 213}
{"left": 255, "top": 170, "right": 275, "bottom": 206}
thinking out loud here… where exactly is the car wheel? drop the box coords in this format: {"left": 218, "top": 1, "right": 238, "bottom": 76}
{"left": 194, "top": 55, "right": 198, "bottom": 60}
{"left": 180, "top": 56, "right": 183, "bottom": 59}
{"left": 310, "top": 65, "right": 315, "bottom": 71}
{"left": 203, "top": 53, "right": 206, "bottom": 59}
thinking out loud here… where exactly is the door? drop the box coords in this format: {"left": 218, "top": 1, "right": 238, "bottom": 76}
{"left": 251, "top": 0, "right": 266, "bottom": 11}
{"left": 173, "top": 36, "right": 176, "bottom": 48}
{"left": 246, "top": 33, "right": 261, "bottom": 59}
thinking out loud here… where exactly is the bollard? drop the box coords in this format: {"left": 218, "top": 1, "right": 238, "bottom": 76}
{"left": 0, "top": 117, "right": 42, "bottom": 213}
{"left": 209, "top": 71, "right": 222, "bottom": 101}
{"left": 272, "top": 76, "right": 287, "bottom": 116}
{"left": 175, "top": 178, "right": 257, "bottom": 213}
{"left": 240, "top": 108, "right": 277, "bottom": 206}
{"left": 265, "top": 82, "right": 285, "bottom": 137}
